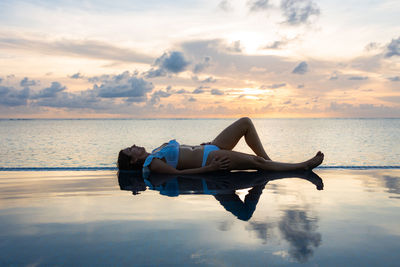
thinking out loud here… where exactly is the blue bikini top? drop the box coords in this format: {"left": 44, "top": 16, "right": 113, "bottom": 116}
{"left": 143, "top": 139, "right": 180, "bottom": 170}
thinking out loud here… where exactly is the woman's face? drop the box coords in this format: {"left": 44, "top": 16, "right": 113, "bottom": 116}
{"left": 122, "top": 145, "right": 147, "bottom": 162}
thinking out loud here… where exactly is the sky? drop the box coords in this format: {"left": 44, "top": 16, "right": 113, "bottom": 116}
{"left": 0, "top": 0, "right": 399, "bottom": 118}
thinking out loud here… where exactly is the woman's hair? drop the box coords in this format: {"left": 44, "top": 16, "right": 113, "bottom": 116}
{"left": 117, "top": 150, "right": 145, "bottom": 170}
{"left": 117, "top": 170, "right": 146, "bottom": 194}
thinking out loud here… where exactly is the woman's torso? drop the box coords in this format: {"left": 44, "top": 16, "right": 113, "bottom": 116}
{"left": 145, "top": 140, "right": 205, "bottom": 169}
{"left": 146, "top": 140, "right": 223, "bottom": 170}
{"left": 177, "top": 145, "right": 204, "bottom": 169}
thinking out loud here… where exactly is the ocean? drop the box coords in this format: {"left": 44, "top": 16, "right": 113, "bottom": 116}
{"left": 0, "top": 118, "right": 399, "bottom": 169}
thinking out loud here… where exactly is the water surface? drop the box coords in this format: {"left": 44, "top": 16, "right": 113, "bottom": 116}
{"left": 1, "top": 118, "right": 399, "bottom": 168}
{"left": 1, "top": 169, "right": 399, "bottom": 266}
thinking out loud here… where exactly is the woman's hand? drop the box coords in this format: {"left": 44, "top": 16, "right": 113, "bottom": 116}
{"left": 210, "top": 156, "right": 230, "bottom": 171}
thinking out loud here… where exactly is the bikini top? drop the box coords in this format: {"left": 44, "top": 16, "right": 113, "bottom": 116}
{"left": 143, "top": 139, "right": 180, "bottom": 171}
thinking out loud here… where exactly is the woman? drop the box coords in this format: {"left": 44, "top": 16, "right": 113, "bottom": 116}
{"left": 118, "top": 117, "right": 324, "bottom": 174}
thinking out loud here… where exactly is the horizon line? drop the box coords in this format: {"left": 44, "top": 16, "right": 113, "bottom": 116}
{"left": 1, "top": 117, "right": 400, "bottom": 120}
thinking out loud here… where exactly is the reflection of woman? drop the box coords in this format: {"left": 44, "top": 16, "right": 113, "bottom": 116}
{"left": 118, "top": 117, "right": 324, "bottom": 174}
{"left": 118, "top": 170, "right": 324, "bottom": 221}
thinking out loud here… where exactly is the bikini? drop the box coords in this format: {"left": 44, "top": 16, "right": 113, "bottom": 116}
{"left": 201, "top": 144, "right": 220, "bottom": 167}
{"left": 142, "top": 139, "right": 220, "bottom": 172}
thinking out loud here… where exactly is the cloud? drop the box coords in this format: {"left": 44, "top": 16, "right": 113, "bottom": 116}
{"left": 328, "top": 102, "right": 400, "bottom": 117}
{"left": 211, "top": 89, "right": 224, "bottom": 95}
{"left": 144, "top": 68, "right": 165, "bottom": 78}
{"left": 150, "top": 89, "right": 172, "bottom": 105}
{"left": 145, "top": 51, "right": 190, "bottom": 78}
{"left": 0, "top": 35, "right": 153, "bottom": 64}
{"left": 30, "top": 72, "right": 153, "bottom": 109}
{"left": 292, "top": 61, "right": 308, "bottom": 74}
{"left": 250, "top": 66, "right": 267, "bottom": 72}
{"left": 0, "top": 86, "right": 30, "bottom": 106}
{"left": 297, "top": 84, "right": 304, "bottom": 88}
{"left": 264, "top": 36, "right": 299, "bottom": 50}
{"left": 387, "top": 76, "right": 400, "bottom": 82}
{"left": 125, "top": 96, "right": 147, "bottom": 103}
{"left": 227, "top": 40, "right": 242, "bottom": 53}
{"left": 156, "top": 51, "right": 189, "bottom": 73}
{"left": 95, "top": 71, "right": 154, "bottom": 98}
{"left": 34, "top": 89, "right": 112, "bottom": 110}
{"left": 28, "top": 72, "right": 154, "bottom": 110}
{"left": 218, "top": 0, "right": 233, "bottom": 12}
{"left": 329, "top": 72, "right": 339, "bottom": 80}
{"left": 348, "top": 76, "right": 368, "bottom": 80}
{"left": 262, "top": 83, "right": 286, "bottom": 89}
{"left": 188, "top": 97, "right": 196, "bottom": 102}
{"left": 329, "top": 102, "right": 353, "bottom": 111}
{"left": 382, "top": 175, "right": 400, "bottom": 195}
{"left": 248, "top": 0, "right": 270, "bottom": 12}
{"left": 280, "top": 0, "right": 320, "bottom": 25}
{"left": 279, "top": 210, "right": 321, "bottom": 263}
{"left": 246, "top": 221, "right": 273, "bottom": 243}
{"left": 264, "top": 40, "right": 287, "bottom": 49}
{"left": 385, "top": 36, "right": 400, "bottom": 58}
{"left": 70, "top": 72, "right": 84, "bottom": 79}
{"left": 0, "top": 77, "right": 2, "bottom": 84}
{"left": 31, "top": 82, "right": 66, "bottom": 99}
{"left": 200, "top": 76, "right": 217, "bottom": 83}
{"left": 181, "top": 39, "right": 296, "bottom": 81}
{"left": 193, "top": 56, "right": 211, "bottom": 73}
{"left": 192, "top": 86, "right": 207, "bottom": 94}
{"left": 20, "top": 77, "right": 38, "bottom": 87}
{"left": 27, "top": 82, "right": 108, "bottom": 110}
{"left": 87, "top": 74, "right": 112, "bottom": 84}
{"left": 364, "top": 42, "right": 380, "bottom": 52}
{"left": 176, "top": 89, "right": 188, "bottom": 94}
{"left": 378, "top": 96, "right": 400, "bottom": 104}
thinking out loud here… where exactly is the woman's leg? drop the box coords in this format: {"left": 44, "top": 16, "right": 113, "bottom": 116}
{"left": 208, "top": 150, "right": 324, "bottom": 171}
{"left": 211, "top": 117, "right": 271, "bottom": 160}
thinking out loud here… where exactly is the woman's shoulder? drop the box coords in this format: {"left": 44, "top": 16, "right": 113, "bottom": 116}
{"left": 145, "top": 140, "right": 179, "bottom": 166}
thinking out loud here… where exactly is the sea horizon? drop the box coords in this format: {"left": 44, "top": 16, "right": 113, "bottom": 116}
{"left": 1, "top": 117, "right": 400, "bottom": 120}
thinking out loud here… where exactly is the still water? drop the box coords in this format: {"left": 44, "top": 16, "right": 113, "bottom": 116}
{"left": 1, "top": 118, "right": 399, "bottom": 168}
{"left": 0, "top": 169, "right": 399, "bottom": 266}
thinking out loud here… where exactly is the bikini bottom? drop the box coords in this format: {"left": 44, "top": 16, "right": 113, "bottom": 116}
{"left": 202, "top": 145, "right": 220, "bottom": 167}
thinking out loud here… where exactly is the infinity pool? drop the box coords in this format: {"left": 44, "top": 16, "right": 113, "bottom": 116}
{"left": 0, "top": 169, "right": 399, "bottom": 266}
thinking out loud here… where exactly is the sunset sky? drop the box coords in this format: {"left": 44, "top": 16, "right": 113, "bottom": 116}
{"left": 0, "top": 0, "right": 399, "bottom": 118}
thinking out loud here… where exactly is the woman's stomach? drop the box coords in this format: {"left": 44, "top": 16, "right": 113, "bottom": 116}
{"left": 177, "top": 146, "right": 204, "bottom": 169}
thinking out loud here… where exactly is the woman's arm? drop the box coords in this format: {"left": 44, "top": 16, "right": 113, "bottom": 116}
{"left": 149, "top": 157, "right": 230, "bottom": 174}
{"left": 152, "top": 142, "right": 169, "bottom": 153}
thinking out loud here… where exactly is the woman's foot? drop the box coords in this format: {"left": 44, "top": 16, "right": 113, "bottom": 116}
{"left": 303, "top": 151, "right": 324, "bottom": 170}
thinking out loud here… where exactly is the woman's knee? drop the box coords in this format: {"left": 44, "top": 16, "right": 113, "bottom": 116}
{"left": 238, "top": 117, "right": 251, "bottom": 124}
{"left": 238, "top": 117, "right": 252, "bottom": 128}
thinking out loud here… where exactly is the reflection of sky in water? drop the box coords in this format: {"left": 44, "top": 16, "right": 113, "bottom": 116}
{"left": 0, "top": 170, "right": 400, "bottom": 266}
